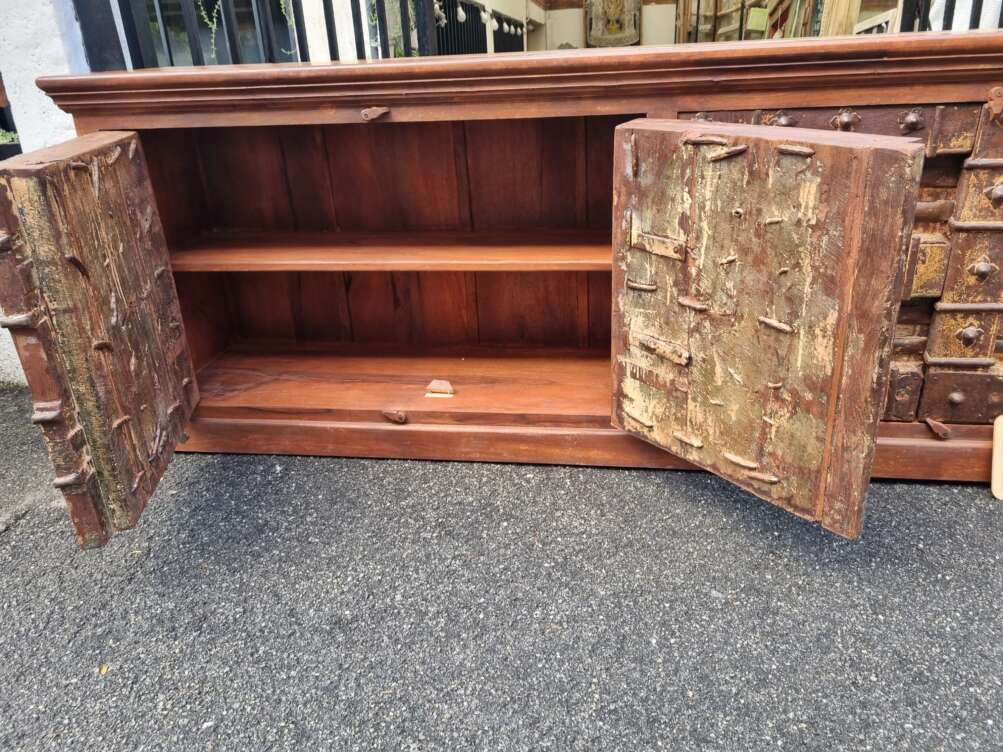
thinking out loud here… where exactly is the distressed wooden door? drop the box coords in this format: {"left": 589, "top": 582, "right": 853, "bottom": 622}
{"left": 610, "top": 119, "right": 924, "bottom": 538}
{"left": 0, "top": 132, "right": 197, "bottom": 548}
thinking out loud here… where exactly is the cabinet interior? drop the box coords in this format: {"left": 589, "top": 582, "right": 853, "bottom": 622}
{"left": 143, "top": 116, "right": 637, "bottom": 428}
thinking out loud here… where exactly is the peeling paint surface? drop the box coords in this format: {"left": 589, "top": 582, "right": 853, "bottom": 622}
{"left": 611, "top": 120, "right": 923, "bottom": 538}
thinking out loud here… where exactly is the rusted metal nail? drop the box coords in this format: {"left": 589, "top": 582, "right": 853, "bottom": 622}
{"left": 777, "top": 144, "right": 816, "bottom": 158}
{"left": 683, "top": 134, "right": 729, "bottom": 146}
{"left": 934, "top": 302, "right": 1003, "bottom": 313}
{"left": 623, "top": 408, "right": 654, "bottom": 429}
{"left": 924, "top": 417, "right": 952, "bottom": 440}
{"left": 382, "top": 410, "right": 408, "bottom": 425}
{"left": 626, "top": 278, "right": 658, "bottom": 292}
{"left": 31, "top": 401, "right": 62, "bottom": 424}
{"left": 758, "top": 316, "right": 794, "bottom": 334}
{"left": 361, "top": 106, "right": 390, "bottom": 121}
{"left": 629, "top": 132, "right": 638, "bottom": 179}
{"left": 637, "top": 333, "right": 691, "bottom": 366}
{"left": 708, "top": 144, "right": 749, "bottom": 162}
{"left": 131, "top": 471, "right": 146, "bottom": 494}
{"left": 745, "top": 471, "right": 781, "bottom": 484}
{"left": 678, "top": 296, "right": 708, "bottom": 312}
{"left": 673, "top": 431, "right": 703, "bottom": 449}
{"left": 723, "top": 452, "right": 759, "bottom": 469}
{"left": 53, "top": 471, "right": 83, "bottom": 489}
{"left": 0, "top": 311, "right": 35, "bottom": 329}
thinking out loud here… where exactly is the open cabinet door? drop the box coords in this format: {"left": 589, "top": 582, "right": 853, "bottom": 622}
{"left": 611, "top": 119, "right": 924, "bottom": 539}
{"left": 0, "top": 132, "right": 197, "bottom": 548}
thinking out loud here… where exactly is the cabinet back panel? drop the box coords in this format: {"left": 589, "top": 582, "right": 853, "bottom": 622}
{"left": 143, "top": 116, "right": 638, "bottom": 240}
{"left": 221, "top": 270, "right": 612, "bottom": 348}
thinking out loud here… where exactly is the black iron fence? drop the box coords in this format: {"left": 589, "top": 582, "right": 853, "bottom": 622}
{"left": 91, "top": 0, "right": 1003, "bottom": 70}
{"left": 115, "top": 0, "right": 526, "bottom": 67}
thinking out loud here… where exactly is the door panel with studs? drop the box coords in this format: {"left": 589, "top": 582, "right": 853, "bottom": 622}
{"left": 610, "top": 119, "right": 923, "bottom": 538}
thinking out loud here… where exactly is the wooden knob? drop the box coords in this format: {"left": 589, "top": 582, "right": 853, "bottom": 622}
{"left": 947, "top": 390, "right": 966, "bottom": 405}
{"left": 361, "top": 106, "right": 390, "bottom": 122}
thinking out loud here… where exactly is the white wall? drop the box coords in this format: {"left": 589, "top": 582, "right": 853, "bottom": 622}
{"left": 641, "top": 3, "right": 676, "bottom": 45}
{"left": 0, "top": 0, "right": 90, "bottom": 385}
{"left": 547, "top": 7, "right": 586, "bottom": 48}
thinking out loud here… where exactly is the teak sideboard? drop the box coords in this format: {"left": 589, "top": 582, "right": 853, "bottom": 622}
{"left": 1, "top": 33, "right": 1002, "bottom": 548}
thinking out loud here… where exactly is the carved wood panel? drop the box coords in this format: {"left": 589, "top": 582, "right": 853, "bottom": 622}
{"left": 611, "top": 119, "right": 923, "bottom": 538}
{"left": 0, "top": 132, "right": 197, "bottom": 547}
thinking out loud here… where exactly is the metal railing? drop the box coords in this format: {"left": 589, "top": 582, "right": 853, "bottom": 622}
{"left": 116, "top": 0, "right": 527, "bottom": 67}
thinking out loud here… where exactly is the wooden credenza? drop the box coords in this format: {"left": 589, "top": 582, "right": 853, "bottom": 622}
{"left": 1, "top": 33, "right": 1001, "bottom": 547}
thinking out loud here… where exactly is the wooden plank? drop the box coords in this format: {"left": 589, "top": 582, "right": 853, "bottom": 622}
{"left": 465, "top": 117, "right": 587, "bottom": 229}
{"left": 180, "top": 414, "right": 993, "bottom": 484}
{"left": 611, "top": 119, "right": 923, "bottom": 539}
{"left": 193, "top": 344, "right": 611, "bottom": 425}
{"left": 169, "top": 229, "right": 612, "bottom": 272}
{"left": 42, "top": 35, "right": 1003, "bottom": 133}
{"left": 323, "top": 122, "right": 466, "bottom": 231}
{"left": 475, "top": 272, "right": 591, "bottom": 345}
{"left": 196, "top": 126, "right": 295, "bottom": 230}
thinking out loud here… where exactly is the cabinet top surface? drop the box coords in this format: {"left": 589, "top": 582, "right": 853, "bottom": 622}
{"left": 37, "top": 32, "right": 1003, "bottom": 129}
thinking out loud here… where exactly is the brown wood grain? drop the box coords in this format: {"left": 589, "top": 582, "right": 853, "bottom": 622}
{"left": 0, "top": 131, "right": 198, "bottom": 546}
{"left": 39, "top": 34, "right": 1003, "bottom": 131}
{"left": 610, "top": 119, "right": 923, "bottom": 539}
{"left": 170, "top": 229, "right": 612, "bottom": 272}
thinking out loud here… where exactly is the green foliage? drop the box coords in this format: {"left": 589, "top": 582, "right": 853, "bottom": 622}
{"left": 0, "top": 130, "right": 19, "bottom": 145}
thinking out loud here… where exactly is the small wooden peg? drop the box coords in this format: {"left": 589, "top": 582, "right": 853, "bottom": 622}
{"left": 425, "top": 379, "right": 454, "bottom": 397}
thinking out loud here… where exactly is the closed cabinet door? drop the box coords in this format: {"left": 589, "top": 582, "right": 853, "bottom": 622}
{"left": 0, "top": 132, "right": 197, "bottom": 548}
{"left": 610, "top": 119, "right": 924, "bottom": 538}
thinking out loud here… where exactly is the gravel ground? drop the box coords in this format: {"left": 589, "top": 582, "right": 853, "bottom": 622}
{"left": 1, "top": 384, "right": 1001, "bottom": 751}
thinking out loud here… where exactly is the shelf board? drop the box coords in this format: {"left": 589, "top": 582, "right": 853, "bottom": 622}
{"left": 195, "top": 344, "right": 612, "bottom": 428}
{"left": 170, "top": 230, "right": 613, "bottom": 273}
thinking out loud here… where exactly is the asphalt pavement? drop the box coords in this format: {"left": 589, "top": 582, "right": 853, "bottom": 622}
{"left": 1, "top": 384, "right": 1001, "bottom": 751}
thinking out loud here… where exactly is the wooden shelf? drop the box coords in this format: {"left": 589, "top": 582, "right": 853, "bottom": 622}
{"left": 186, "top": 343, "right": 994, "bottom": 483}
{"left": 170, "top": 230, "right": 613, "bottom": 273}
{"left": 195, "top": 344, "right": 613, "bottom": 428}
